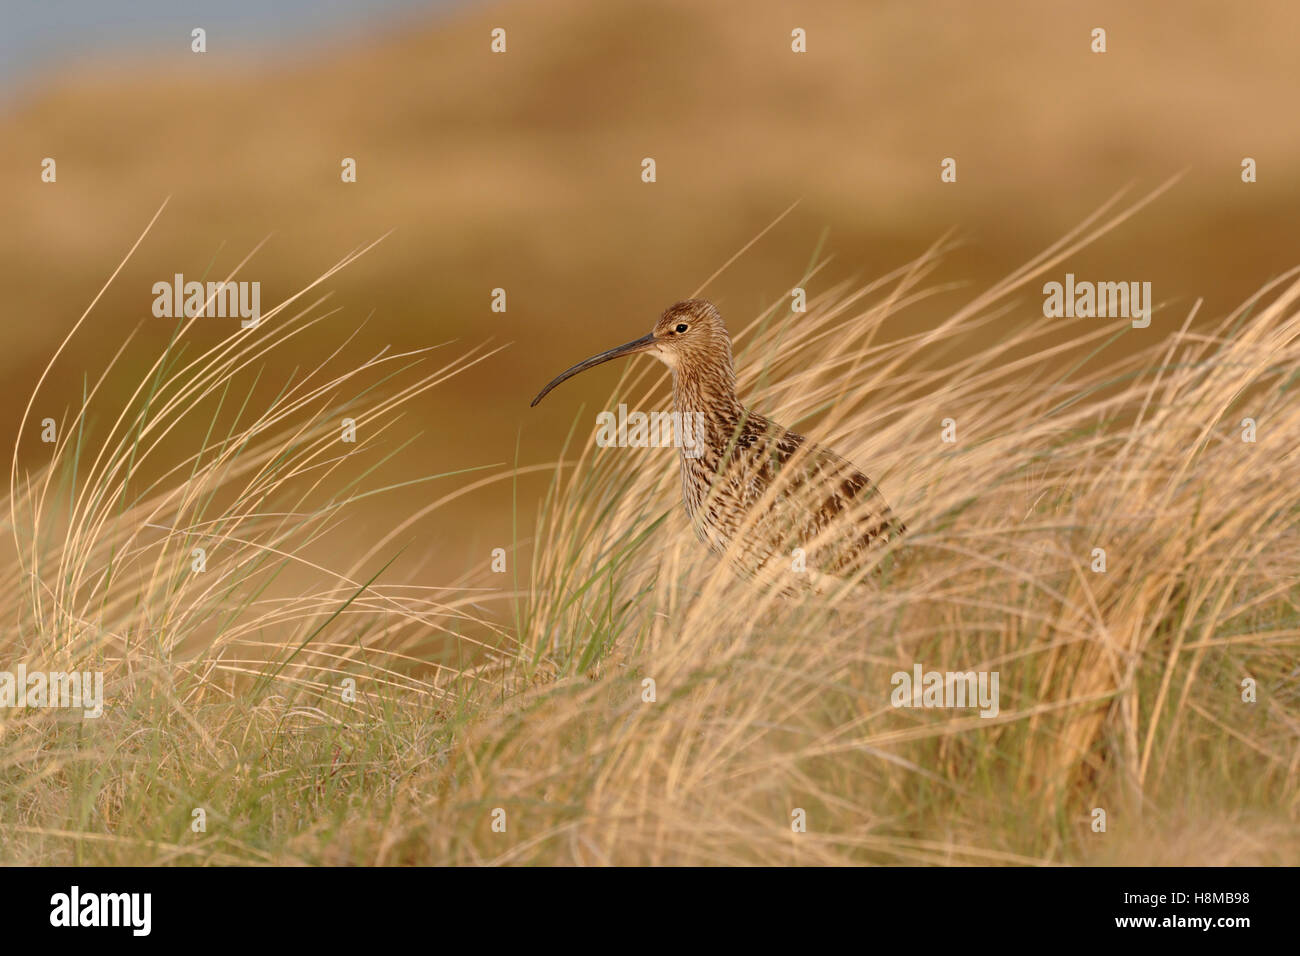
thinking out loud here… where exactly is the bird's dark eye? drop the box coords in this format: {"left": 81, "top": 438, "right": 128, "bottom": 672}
{"left": 675, "top": 323, "right": 689, "bottom": 334}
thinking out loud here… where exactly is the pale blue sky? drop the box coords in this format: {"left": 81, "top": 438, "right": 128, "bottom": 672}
{"left": 0, "top": 0, "right": 456, "bottom": 92}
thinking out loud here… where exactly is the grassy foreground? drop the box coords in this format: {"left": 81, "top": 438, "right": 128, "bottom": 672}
{"left": 2, "top": 195, "right": 1297, "bottom": 865}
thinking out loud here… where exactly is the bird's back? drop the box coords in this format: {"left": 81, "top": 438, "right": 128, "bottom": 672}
{"left": 679, "top": 407, "right": 905, "bottom": 585}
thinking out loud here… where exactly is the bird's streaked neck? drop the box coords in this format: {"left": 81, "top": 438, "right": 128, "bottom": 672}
{"left": 669, "top": 356, "right": 742, "bottom": 422}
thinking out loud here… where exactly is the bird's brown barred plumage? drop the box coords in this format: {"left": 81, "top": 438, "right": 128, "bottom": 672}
{"left": 531, "top": 299, "right": 904, "bottom": 587}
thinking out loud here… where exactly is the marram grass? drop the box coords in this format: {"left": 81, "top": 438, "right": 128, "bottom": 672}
{"left": 2, "top": 194, "right": 1297, "bottom": 865}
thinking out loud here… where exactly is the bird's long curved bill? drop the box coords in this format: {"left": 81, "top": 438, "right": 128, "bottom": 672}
{"left": 530, "top": 332, "right": 656, "bottom": 406}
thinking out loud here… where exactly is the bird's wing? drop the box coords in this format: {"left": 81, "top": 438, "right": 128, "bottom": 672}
{"left": 724, "top": 417, "right": 905, "bottom": 576}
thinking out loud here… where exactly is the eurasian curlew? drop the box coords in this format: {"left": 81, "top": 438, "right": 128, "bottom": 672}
{"left": 530, "top": 299, "right": 905, "bottom": 589}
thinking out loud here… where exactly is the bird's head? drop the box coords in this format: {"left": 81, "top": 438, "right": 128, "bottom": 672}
{"left": 649, "top": 299, "right": 731, "bottom": 372}
{"left": 530, "top": 299, "right": 733, "bottom": 407}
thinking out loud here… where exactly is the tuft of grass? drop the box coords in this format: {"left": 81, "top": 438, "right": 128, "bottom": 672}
{"left": 3, "top": 191, "right": 1297, "bottom": 865}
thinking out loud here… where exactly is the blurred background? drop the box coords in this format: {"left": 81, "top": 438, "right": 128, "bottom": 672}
{"left": 3, "top": 0, "right": 1299, "bottom": 581}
